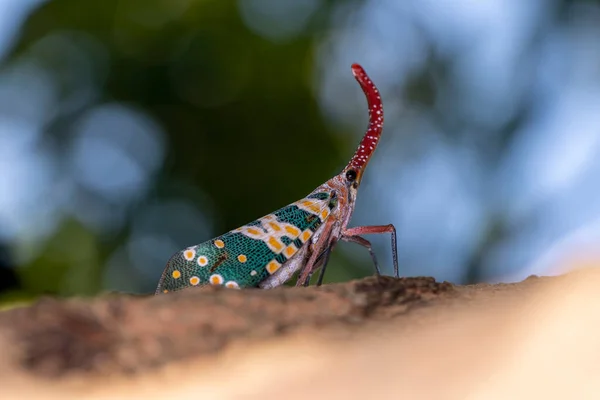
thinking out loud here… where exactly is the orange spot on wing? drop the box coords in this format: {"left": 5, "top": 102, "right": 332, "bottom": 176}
{"left": 190, "top": 276, "right": 200, "bottom": 286}
{"left": 284, "top": 245, "right": 297, "bottom": 258}
{"left": 268, "top": 221, "right": 282, "bottom": 231}
{"left": 302, "top": 200, "right": 321, "bottom": 213}
{"left": 321, "top": 209, "right": 329, "bottom": 219}
{"left": 210, "top": 274, "right": 224, "bottom": 285}
{"left": 237, "top": 254, "right": 247, "bottom": 263}
{"left": 266, "top": 260, "right": 281, "bottom": 274}
{"left": 172, "top": 270, "right": 181, "bottom": 279}
{"left": 183, "top": 249, "right": 195, "bottom": 261}
{"left": 214, "top": 239, "right": 225, "bottom": 248}
{"left": 268, "top": 236, "right": 283, "bottom": 251}
{"left": 198, "top": 256, "right": 208, "bottom": 267}
{"left": 285, "top": 225, "right": 300, "bottom": 238}
{"left": 247, "top": 228, "right": 261, "bottom": 235}
{"left": 301, "top": 230, "right": 312, "bottom": 242}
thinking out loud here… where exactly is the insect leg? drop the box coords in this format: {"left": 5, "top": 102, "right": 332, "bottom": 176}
{"left": 341, "top": 224, "right": 398, "bottom": 278}
{"left": 340, "top": 235, "right": 381, "bottom": 276}
{"left": 299, "top": 246, "right": 332, "bottom": 287}
{"left": 315, "top": 246, "right": 332, "bottom": 286}
{"left": 296, "top": 219, "right": 336, "bottom": 287}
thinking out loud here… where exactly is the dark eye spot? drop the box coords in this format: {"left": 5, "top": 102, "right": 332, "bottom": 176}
{"left": 346, "top": 170, "right": 357, "bottom": 182}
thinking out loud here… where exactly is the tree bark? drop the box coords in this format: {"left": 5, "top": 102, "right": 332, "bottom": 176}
{"left": 1, "top": 270, "right": 599, "bottom": 399}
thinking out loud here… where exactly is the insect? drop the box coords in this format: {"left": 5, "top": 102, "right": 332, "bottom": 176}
{"left": 156, "top": 63, "right": 398, "bottom": 294}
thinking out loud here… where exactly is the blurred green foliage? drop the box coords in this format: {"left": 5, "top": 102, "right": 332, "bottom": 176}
{"left": 0, "top": 0, "right": 371, "bottom": 300}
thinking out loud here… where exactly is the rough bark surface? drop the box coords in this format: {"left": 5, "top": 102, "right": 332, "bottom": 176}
{"left": 0, "top": 270, "right": 599, "bottom": 399}
{"left": 1, "top": 276, "right": 452, "bottom": 376}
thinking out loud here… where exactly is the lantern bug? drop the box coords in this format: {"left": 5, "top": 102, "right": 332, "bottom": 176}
{"left": 156, "top": 63, "right": 398, "bottom": 294}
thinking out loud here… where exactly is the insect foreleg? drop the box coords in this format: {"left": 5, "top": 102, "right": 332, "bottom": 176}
{"left": 315, "top": 246, "right": 333, "bottom": 286}
{"left": 295, "top": 219, "right": 336, "bottom": 287}
{"left": 299, "top": 245, "right": 334, "bottom": 287}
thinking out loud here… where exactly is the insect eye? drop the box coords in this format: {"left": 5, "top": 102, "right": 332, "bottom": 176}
{"left": 345, "top": 170, "right": 357, "bottom": 182}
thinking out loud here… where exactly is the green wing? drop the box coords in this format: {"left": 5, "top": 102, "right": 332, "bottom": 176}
{"left": 156, "top": 191, "right": 335, "bottom": 293}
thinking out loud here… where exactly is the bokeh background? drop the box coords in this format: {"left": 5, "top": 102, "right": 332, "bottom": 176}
{"left": 1, "top": 0, "right": 600, "bottom": 301}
